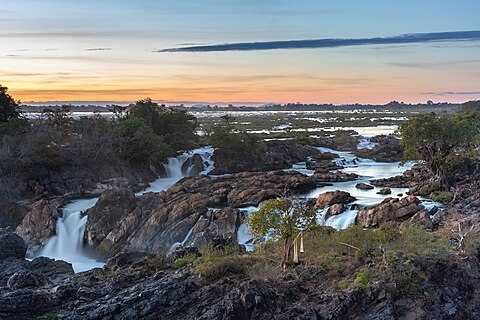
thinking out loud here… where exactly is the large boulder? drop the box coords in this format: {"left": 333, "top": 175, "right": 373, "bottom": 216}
{"left": 0, "top": 233, "right": 26, "bottom": 261}
{"left": 356, "top": 183, "right": 374, "bottom": 190}
{"left": 356, "top": 195, "right": 424, "bottom": 228}
{"left": 315, "top": 191, "right": 356, "bottom": 208}
{"left": 181, "top": 154, "right": 205, "bottom": 176}
{"left": 84, "top": 188, "right": 136, "bottom": 249}
{"left": 353, "top": 135, "right": 403, "bottom": 162}
{"left": 15, "top": 198, "right": 64, "bottom": 255}
{"left": 186, "top": 208, "right": 241, "bottom": 248}
{"left": 311, "top": 172, "right": 358, "bottom": 182}
{"left": 210, "top": 140, "right": 320, "bottom": 175}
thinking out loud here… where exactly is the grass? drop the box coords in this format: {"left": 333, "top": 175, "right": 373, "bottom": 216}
{"left": 173, "top": 254, "right": 196, "bottom": 269}
{"left": 189, "top": 224, "right": 464, "bottom": 298}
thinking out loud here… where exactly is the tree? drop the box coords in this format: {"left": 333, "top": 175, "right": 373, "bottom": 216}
{"left": 247, "top": 197, "right": 317, "bottom": 268}
{"left": 0, "top": 85, "right": 20, "bottom": 122}
{"left": 399, "top": 112, "right": 475, "bottom": 189}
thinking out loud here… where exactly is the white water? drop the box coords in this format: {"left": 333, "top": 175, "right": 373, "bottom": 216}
{"left": 37, "top": 146, "right": 214, "bottom": 272}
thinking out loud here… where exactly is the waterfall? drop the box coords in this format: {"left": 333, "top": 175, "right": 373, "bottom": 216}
{"left": 37, "top": 198, "right": 104, "bottom": 273}
{"left": 37, "top": 146, "right": 215, "bottom": 272}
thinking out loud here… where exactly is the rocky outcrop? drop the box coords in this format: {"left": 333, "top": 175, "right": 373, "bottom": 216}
{"left": 0, "top": 248, "right": 476, "bottom": 320}
{"left": 84, "top": 170, "right": 321, "bottom": 257}
{"left": 371, "top": 164, "right": 432, "bottom": 189}
{"left": 356, "top": 195, "right": 424, "bottom": 227}
{"left": 210, "top": 140, "right": 320, "bottom": 174}
{"left": 354, "top": 135, "right": 403, "bottom": 162}
{"left": 308, "top": 131, "right": 360, "bottom": 151}
{"left": 15, "top": 198, "right": 64, "bottom": 255}
{"left": 84, "top": 189, "right": 137, "bottom": 249}
{"left": 315, "top": 191, "right": 356, "bottom": 208}
{"left": 181, "top": 154, "right": 205, "bottom": 176}
{"left": 0, "top": 233, "right": 26, "bottom": 261}
{"left": 356, "top": 183, "right": 374, "bottom": 190}
{"left": 377, "top": 188, "right": 392, "bottom": 195}
{"left": 185, "top": 208, "right": 241, "bottom": 248}
{"left": 311, "top": 172, "right": 358, "bottom": 182}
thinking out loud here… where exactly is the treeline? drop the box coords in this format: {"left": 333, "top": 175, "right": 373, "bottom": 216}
{"left": 0, "top": 85, "right": 198, "bottom": 178}
{"left": 400, "top": 100, "right": 480, "bottom": 191}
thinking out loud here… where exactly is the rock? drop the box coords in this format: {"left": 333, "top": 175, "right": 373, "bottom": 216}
{"left": 377, "top": 188, "right": 392, "bottom": 195}
{"left": 84, "top": 188, "right": 136, "bottom": 251}
{"left": 7, "top": 270, "right": 46, "bottom": 289}
{"left": 0, "top": 233, "right": 26, "bottom": 261}
{"left": 311, "top": 172, "right": 358, "bottom": 182}
{"left": 356, "top": 195, "right": 424, "bottom": 227}
{"left": 15, "top": 198, "right": 64, "bottom": 255}
{"left": 402, "top": 209, "right": 433, "bottom": 228}
{"left": 356, "top": 183, "right": 374, "bottom": 190}
{"left": 210, "top": 140, "right": 320, "bottom": 174}
{"left": 83, "top": 170, "right": 321, "bottom": 257}
{"left": 181, "top": 154, "right": 205, "bottom": 176}
{"left": 371, "top": 164, "right": 432, "bottom": 189}
{"left": 353, "top": 135, "right": 403, "bottom": 162}
{"left": 186, "top": 208, "right": 240, "bottom": 248}
{"left": 308, "top": 131, "right": 360, "bottom": 151}
{"left": 28, "top": 257, "right": 74, "bottom": 282}
{"left": 315, "top": 191, "right": 356, "bottom": 208}
{"left": 327, "top": 203, "right": 345, "bottom": 216}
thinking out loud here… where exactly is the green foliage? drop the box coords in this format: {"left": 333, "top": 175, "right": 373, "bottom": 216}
{"left": 338, "top": 279, "right": 350, "bottom": 290}
{"left": 37, "top": 313, "right": 57, "bottom": 320}
{"left": 0, "top": 85, "right": 21, "bottom": 122}
{"left": 172, "top": 254, "right": 196, "bottom": 269}
{"left": 354, "top": 269, "right": 373, "bottom": 290}
{"left": 247, "top": 198, "right": 317, "bottom": 265}
{"left": 128, "top": 98, "right": 198, "bottom": 151}
{"left": 194, "top": 245, "right": 257, "bottom": 280}
{"left": 399, "top": 112, "right": 476, "bottom": 188}
{"left": 205, "top": 115, "right": 259, "bottom": 159}
{"left": 430, "top": 191, "right": 454, "bottom": 204}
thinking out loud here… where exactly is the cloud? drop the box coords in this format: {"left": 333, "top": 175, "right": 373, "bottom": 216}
{"left": 423, "top": 91, "right": 480, "bottom": 96}
{"left": 85, "top": 48, "right": 112, "bottom": 51}
{"left": 157, "top": 31, "right": 480, "bottom": 52}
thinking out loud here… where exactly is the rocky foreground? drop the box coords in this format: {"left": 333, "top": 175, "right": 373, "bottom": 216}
{"left": 1, "top": 231, "right": 480, "bottom": 320}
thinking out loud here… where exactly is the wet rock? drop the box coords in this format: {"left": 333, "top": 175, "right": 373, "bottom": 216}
{"left": 311, "top": 172, "right": 358, "bottom": 182}
{"left": 377, "top": 188, "right": 392, "bottom": 195}
{"left": 84, "top": 188, "right": 136, "bottom": 251}
{"left": 0, "top": 233, "right": 26, "bottom": 261}
{"left": 353, "top": 135, "right": 403, "bottom": 162}
{"left": 315, "top": 191, "right": 356, "bottom": 208}
{"left": 327, "top": 203, "right": 345, "bottom": 216}
{"left": 308, "top": 131, "right": 360, "bottom": 151}
{"left": 356, "top": 183, "right": 374, "bottom": 190}
{"left": 357, "top": 195, "right": 424, "bottom": 227}
{"left": 210, "top": 140, "right": 320, "bottom": 174}
{"left": 28, "top": 257, "right": 74, "bottom": 282}
{"left": 371, "top": 164, "right": 432, "bottom": 189}
{"left": 15, "top": 198, "right": 64, "bottom": 255}
{"left": 181, "top": 154, "right": 205, "bottom": 176}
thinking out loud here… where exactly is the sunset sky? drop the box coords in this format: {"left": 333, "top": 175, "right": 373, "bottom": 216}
{"left": 1, "top": 0, "right": 479, "bottom": 105}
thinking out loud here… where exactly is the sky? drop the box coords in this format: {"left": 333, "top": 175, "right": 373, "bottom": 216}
{"left": 1, "top": 0, "right": 479, "bottom": 105}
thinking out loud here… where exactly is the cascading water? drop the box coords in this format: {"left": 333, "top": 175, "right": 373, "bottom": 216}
{"left": 37, "top": 146, "right": 215, "bottom": 272}
{"left": 37, "top": 198, "right": 104, "bottom": 273}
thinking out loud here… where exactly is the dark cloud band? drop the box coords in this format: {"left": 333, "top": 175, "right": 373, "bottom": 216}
{"left": 158, "top": 31, "right": 480, "bottom": 52}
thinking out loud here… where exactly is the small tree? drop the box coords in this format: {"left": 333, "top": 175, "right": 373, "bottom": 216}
{"left": 247, "top": 197, "right": 317, "bottom": 268}
{"left": 399, "top": 112, "right": 475, "bottom": 189}
{"left": 0, "top": 85, "right": 20, "bottom": 122}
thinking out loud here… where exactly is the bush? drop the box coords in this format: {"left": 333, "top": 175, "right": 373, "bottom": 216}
{"left": 430, "top": 191, "right": 454, "bottom": 204}
{"left": 194, "top": 245, "right": 258, "bottom": 280}
{"left": 172, "top": 254, "right": 196, "bottom": 269}
{"left": 353, "top": 269, "right": 373, "bottom": 290}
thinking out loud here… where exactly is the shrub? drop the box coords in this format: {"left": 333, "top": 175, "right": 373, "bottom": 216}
{"left": 430, "top": 191, "right": 454, "bottom": 204}
{"left": 353, "top": 269, "right": 373, "bottom": 290}
{"left": 194, "top": 245, "right": 257, "bottom": 280}
{"left": 338, "top": 279, "right": 350, "bottom": 290}
{"left": 172, "top": 254, "right": 196, "bottom": 269}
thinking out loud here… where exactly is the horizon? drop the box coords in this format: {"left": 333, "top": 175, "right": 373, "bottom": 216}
{"left": 1, "top": 1, "right": 479, "bottom": 104}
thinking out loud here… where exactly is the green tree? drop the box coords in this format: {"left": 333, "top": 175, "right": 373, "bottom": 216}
{"left": 247, "top": 198, "right": 317, "bottom": 268}
{"left": 399, "top": 112, "right": 475, "bottom": 189}
{"left": 0, "top": 85, "right": 20, "bottom": 122}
